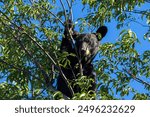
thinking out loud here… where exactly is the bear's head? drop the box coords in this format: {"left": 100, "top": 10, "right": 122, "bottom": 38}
{"left": 74, "top": 26, "right": 108, "bottom": 64}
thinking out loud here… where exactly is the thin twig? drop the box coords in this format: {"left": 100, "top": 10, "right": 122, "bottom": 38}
{"left": 125, "top": 10, "right": 149, "bottom": 15}
{"left": 123, "top": 68, "right": 150, "bottom": 87}
{"left": 59, "top": 0, "right": 68, "bottom": 21}
{"left": 66, "top": 0, "right": 73, "bottom": 21}
{"left": 42, "top": 6, "right": 64, "bottom": 26}
{"left": 127, "top": 19, "right": 149, "bottom": 28}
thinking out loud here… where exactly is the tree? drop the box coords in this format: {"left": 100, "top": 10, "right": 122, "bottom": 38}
{"left": 0, "top": 0, "right": 150, "bottom": 100}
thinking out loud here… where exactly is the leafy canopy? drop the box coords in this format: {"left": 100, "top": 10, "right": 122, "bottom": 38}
{"left": 0, "top": 0, "right": 150, "bottom": 99}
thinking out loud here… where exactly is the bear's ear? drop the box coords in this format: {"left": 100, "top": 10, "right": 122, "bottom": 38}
{"left": 96, "top": 26, "right": 108, "bottom": 41}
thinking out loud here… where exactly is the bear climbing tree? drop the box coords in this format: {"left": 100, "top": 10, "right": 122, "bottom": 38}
{"left": 57, "top": 20, "right": 108, "bottom": 98}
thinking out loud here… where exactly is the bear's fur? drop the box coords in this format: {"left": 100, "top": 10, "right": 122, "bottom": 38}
{"left": 57, "top": 20, "right": 107, "bottom": 98}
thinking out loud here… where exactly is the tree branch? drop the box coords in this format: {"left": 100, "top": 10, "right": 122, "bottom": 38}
{"left": 0, "top": 10, "right": 52, "bottom": 84}
{"left": 59, "top": 0, "right": 68, "bottom": 21}
{"left": 0, "top": 9, "right": 72, "bottom": 99}
{"left": 123, "top": 68, "right": 150, "bottom": 87}
{"left": 42, "top": 6, "right": 64, "bottom": 26}
{"left": 125, "top": 9, "right": 149, "bottom": 16}
{"left": 15, "top": 34, "right": 50, "bottom": 83}
{"left": 66, "top": 0, "right": 73, "bottom": 21}
{"left": 127, "top": 19, "right": 149, "bottom": 28}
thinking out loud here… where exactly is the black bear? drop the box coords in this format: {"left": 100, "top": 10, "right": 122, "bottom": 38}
{"left": 57, "top": 20, "right": 107, "bottom": 98}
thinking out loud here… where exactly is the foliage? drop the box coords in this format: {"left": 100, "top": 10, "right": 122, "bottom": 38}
{"left": 96, "top": 30, "right": 150, "bottom": 99}
{"left": 0, "top": 0, "right": 150, "bottom": 99}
